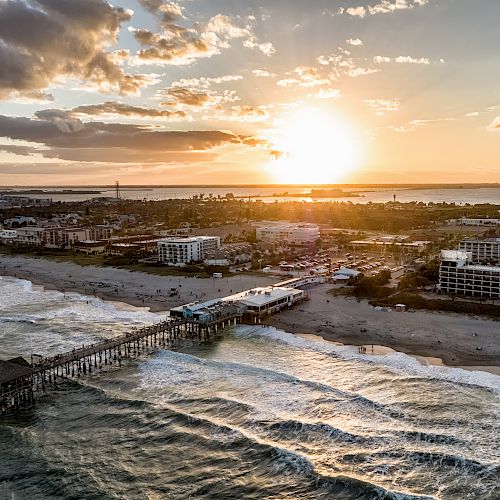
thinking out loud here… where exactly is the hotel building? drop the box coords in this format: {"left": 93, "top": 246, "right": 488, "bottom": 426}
{"left": 438, "top": 250, "right": 500, "bottom": 299}
{"left": 458, "top": 239, "right": 500, "bottom": 264}
{"left": 254, "top": 222, "right": 320, "bottom": 245}
{"left": 157, "top": 236, "right": 221, "bottom": 266}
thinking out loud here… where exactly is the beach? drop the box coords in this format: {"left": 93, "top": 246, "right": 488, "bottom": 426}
{"left": 1, "top": 254, "right": 498, "bottom": 368}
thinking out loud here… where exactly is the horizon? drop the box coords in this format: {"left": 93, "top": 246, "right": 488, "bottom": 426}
{"left": 2, "top": 182, "right": 500, "bottom": 189}
{"left": 0, "top": 0, "right": 499, "bottom": 185}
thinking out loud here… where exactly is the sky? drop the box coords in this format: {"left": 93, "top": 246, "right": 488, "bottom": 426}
{"left": 0, "top": 0, "right": 499, "bottom": 186}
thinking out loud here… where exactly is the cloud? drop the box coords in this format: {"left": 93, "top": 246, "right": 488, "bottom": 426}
{"left": 0, "top": 0, "right": 152, "bottom": 100}
{"left": 313, "top": 88, "right": 341, "bottom": 99}
{"left": 204, "top": 105, "right": 270, "bottom": 123}
{"left": 487, "top": 117, "right": 500, "bottom": 131}
{"left": 364, "top": 98, "right": 400, "bottom": 115}
{"left": 69, "top": 102, "right": 189, "bottom": 120}
{"left": 0, "top": 112, "right": 263, "bottom": 163}
{"left": 346, "top": 38, "right": 363, "bottom": 46}
{"left": 338, "top": 6, "right": 367, "bottom": 18}
{"left": 131, "top": 7, "right": 274, "bottom": 66}
{"left": 252, "top": 69, "right": 277, "bottom": 78}
{"left": 374, "top": 55, "right": 431, "bottom": 64}
{"left": 160, "top": 87, "right": 239, "bottom": 108}
{"left": 388, "top": 117, "right": 454, "bottom": 132}
{"left": 277, "top": 66, "right": 330, "bottom": 89}
{"left": 338, "top": 1, "right": 430, "bottom": 17}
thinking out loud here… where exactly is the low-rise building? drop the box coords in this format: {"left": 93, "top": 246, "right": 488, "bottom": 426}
{"left": 254, "top": 222, "right": 320, "bottom": 245}
{"left": 204, "top": 243, "right": 253, "bottom": 266}
{"left": 438, "top": 250, "right": 500, "bottom": 299}
{"left": 157, "top": 236, "right": 221, "bottom": 266}
{"left": 458, "top": 239, "right": 500, "bottom": 263}
{"left": 171, "top": 285, "right": 305, "bottom": 323}
{"left": 74, "top": 240, "right": 108, "bottom": 255}
{"left": 449, "top": 217, "right": 500, "bottom": 226}
{"left": 0, "top": 229, "right": 17, "bottom": 243}
{"left": 3, "top": 216, "right": 36, "bottom": 227}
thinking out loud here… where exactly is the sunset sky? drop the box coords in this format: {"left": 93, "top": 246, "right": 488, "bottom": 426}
{"left": 0, "top": 0, "right": 499, "bottom": 185}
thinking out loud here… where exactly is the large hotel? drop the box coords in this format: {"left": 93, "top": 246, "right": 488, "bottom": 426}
{"left": 438, "top": 249, "right": 500, "bottom": 299}
{"left": 458, "top": 238, "right": 500, "bottom": 263}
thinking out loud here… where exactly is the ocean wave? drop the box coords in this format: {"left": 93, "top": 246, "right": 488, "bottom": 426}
{"left": 246, "top": 326, "right": 500, "bottom": 393}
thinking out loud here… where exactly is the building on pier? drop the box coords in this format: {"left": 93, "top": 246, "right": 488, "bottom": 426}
{"left": 0, "top": 357, "right": 34, "bottom": 411}
{"left": 171, "top": 285, "right": 305, "bottom": 323}
{"left": 222, "top": 286, "right": 305, "bottom": 322}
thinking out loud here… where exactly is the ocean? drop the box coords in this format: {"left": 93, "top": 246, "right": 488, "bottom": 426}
{"left": 1, "top": 276, "right": 499, "bottom": 499}
{"left": 4, "top": 186, "right": 500, "bottom": 205}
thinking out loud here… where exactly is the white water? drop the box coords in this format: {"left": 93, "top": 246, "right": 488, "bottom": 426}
{"left": 1, "top": 276, "right": 499, "bottom": 499}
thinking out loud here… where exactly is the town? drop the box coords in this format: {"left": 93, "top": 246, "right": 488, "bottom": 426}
{"left": 1, "top": 191, "right": 499, "bottom": 316}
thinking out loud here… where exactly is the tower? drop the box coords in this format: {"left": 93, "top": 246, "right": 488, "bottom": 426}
{"left": 115, "top": 181, "right": 121, "bottom": 200}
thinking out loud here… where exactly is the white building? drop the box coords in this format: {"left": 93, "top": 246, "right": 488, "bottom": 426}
{"left": 255, "top": 222, "right": 320, "bottom": 245}
{"left": 438, "top": 250, "right": 500, "bottom": 299}
{"left": 15, "top": 227, "right": 45, "bottom": 246}
{"left": 448, "top": 217, "right": 500, "bottom": 226}
{"left": 458, "top": 239, "right": 500, "bottom": 263}
{"left": 0, "top": 229, "right": 17, "bottom": 243}
{"left": 157, "top": 236, "right": 221, "bottom": 266}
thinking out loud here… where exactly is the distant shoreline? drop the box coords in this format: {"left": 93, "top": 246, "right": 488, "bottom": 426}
{"left": 1, "top": 255, "right": 498, "bottom": 371}
{"left": 1, "top": 183, "right": 500, "bottom": 190}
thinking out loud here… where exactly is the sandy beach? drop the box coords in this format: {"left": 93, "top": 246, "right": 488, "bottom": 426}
{"left": 1, "top": 255, "right": 498, "bottom": 368}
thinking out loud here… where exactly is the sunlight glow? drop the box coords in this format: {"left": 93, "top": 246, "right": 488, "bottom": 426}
{"left": 267, "top": 107, "right": 362, "bottom": 183}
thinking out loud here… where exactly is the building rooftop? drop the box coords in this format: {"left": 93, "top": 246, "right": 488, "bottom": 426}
{"left": 441, "top": 250, "right": 469, "bottom": 261}
{"left": 0, "top": 358, "right": 33, "bottom": 385}
{"left": 222, "top": 286, "right": 302, "bottom": 307}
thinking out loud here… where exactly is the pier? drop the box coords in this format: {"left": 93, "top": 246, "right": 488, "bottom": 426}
{"left": 1, "top": 281, "right": 314, "bottom": 414}
{"left": 1, "top": 312, "right": 241, "bottom": 414}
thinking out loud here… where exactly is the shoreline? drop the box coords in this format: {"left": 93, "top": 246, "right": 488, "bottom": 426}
{"left": 1, "top": 255, "right": 499, "bottom": 371}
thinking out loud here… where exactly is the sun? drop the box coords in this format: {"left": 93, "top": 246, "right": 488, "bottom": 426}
{"left": 266, "top": 107, "right": 362, "bottom": 184}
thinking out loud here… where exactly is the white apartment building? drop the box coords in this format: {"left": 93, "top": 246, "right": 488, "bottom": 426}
{"left": 255, "top": 222, "right": 320, "bottom": 245}
{"left": 43, "top": 227, "right": 88, "bottom": 249}
{"left": 157, "top": 236, "right": 221, "bottom": 266}
{"left": 15, "top": 227, "right": 45, "bottom": 246}
{"left": 459, "top": 239, "right": 500, "bottom": 263}
{"left": 438, "top": 250, "right": 500, "bottom": 299}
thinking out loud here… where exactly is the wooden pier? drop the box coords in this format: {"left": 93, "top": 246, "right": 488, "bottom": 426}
{"left": 1, "top": 313, "right": 241, "bottom": 414}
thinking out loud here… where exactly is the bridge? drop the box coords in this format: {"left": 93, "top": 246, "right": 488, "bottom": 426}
{"left": 1, "top": 311, "right": 241, "bottom": 414}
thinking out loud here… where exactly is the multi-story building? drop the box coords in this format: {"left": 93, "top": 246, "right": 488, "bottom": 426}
{"left": 438, "top": 250, "right": 500, "bottom": 299}
{"left": 458, "top": 239, "right": 500, "bottom": 263}
{"left": 43, "top": 227, "right": 87, "bottom": 248}
{"left": 15, "top": 227, "right": 45, "bottom": 246}
{"left": 157, "top": 236, "right": 221, "bottom": 265}
{"left": 254, "top": 222, "right": 320, "bottom": 245}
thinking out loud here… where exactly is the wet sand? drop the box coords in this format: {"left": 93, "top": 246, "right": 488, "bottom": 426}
{"left": 264, "top": 285, "right": 500, "bottom": 368}
{"left": 1, "top": 255, "right": 499, "bottom": 369}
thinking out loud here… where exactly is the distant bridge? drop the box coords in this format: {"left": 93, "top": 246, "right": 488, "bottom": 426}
{"left": 1, "top": 312, "right": 241, "bottom": 414}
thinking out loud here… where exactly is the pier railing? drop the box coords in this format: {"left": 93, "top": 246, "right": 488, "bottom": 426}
{"left": 1, "top": 312, "right": 241, "bottom": 414}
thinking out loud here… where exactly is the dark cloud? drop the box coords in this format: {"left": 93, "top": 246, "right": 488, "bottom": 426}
{"left": 0, "top": 113, "right": 261, "bottom": 163}
{"left": 70, "top": 102, "right": 189, "bottom": 120}
{"left": 0, "top": 0, "right": 150, "bottom": 99}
